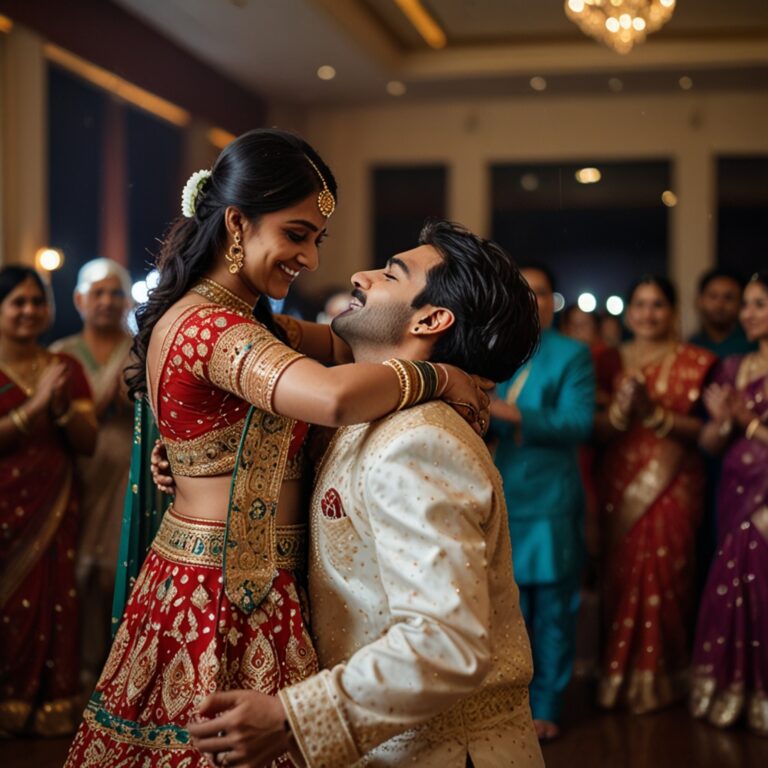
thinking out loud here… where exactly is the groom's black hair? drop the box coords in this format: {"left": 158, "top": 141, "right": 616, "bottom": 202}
{"left": 412, "top": 220, "right": 540, "bottom": 382}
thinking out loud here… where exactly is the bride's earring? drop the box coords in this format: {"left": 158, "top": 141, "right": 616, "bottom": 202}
{"left": 226, "top": 232, "right": 244, "bottom": 274}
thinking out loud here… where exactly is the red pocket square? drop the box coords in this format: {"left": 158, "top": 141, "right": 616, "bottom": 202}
{"left": 320, "top": 488, "right": 346, "bottom": 520}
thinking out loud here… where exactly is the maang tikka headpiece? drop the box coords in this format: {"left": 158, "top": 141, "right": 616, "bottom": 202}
{"left": 304, "top": 155, "right": 336, "bottom": 218}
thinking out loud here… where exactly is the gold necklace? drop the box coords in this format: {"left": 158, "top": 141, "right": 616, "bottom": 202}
{"left": 191, "top": 278, "right": 255, "bottom": 318}
{"left": 0, "top": 350, "right": 48, "bottom": 396}
{"left": 736, "top": 350, "right": 768, "bottom": 390}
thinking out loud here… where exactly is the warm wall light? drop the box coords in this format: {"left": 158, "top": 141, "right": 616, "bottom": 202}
{"left": 36, "top": 248, "right": 64, "bottom": 272}
{"left": 661, "top": 190, "right": 678, "bottom": 207}
{"left": 0, "top": 14, "right": 13, "bottom": 33}
{"left": 207, "top": 127, "right": 236, "bottom": 150}
{"left": 44, "top": 44, "right": 190, "bottom": 127}
{"left": 394, "top": 0, "right": 447, "bottom": 49}
{"left": 529, "top": 76, "right": 547, "bottom": 92}
{"left": 386, "top": 80, "right": 407, "bottom": 96}
{"left": 317, "top": 65, "right": 336, "bottom": 81}
{"left": 575, "top": 167, "right": 601, "bottom": 184}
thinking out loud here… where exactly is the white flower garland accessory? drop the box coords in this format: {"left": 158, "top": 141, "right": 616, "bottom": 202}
{"left": 181, "top": 169, "right": 212, "bottom": 218}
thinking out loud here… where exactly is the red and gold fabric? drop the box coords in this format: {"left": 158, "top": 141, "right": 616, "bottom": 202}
{"left": 65, "top": 509, "right": 316, "bottom": 767}
{"left": 0, "top": 354, "right": 93, "bottom": 736}
{"left": 67, "top": 282, "right": 314, "bottom": 766}
{"left": 598, "top": 343, "right": 716, "bottom": 713}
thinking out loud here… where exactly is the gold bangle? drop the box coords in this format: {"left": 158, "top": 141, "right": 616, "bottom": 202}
{"left": 434, "top": 363, "right": 448, "bottom": 397}
{"left": 608, "top": 402, "right": 628, "bottom": 432}
{"left": 54, "top": 406, "right": 75, "bottom": 428}
{"left": 642, "top": 405, "right": 665, "bottom": 430}
{"left": 383, "top": 359, "right": 410, "bottom": 410}
{"left": 655, "top": 411, "right": 675, "bottom": 439}
{"left": 9, "top": 408, "right": 30, "bottom": 435}
{"left": 383, "top": 359, "right": 442, "bottom": 410}
{"left": 745, "top": 417, "right": 761, "bottom": 440}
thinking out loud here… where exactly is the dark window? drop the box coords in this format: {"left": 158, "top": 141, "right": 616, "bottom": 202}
{"left": 48, "top": 64, "right": 105, "bottom": 338}
{"left": 717, "top": 156, "right": 768, "bottom": 279}
{"left": 491, "top": 160, "right": 670, "bottom": 308}
{"left": 372, "top": 165, "right": 446, "bottom": 268}
{"left": 48, "top": 64, "right": 182, "bottom": 338}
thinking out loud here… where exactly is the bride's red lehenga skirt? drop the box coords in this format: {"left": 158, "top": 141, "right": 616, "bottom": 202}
{"left": 65, "top": 508, "right": 317, "bottom": 767}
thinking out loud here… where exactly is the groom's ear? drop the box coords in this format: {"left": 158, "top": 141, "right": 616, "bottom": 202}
{"left": 411, "top": 306, "right": 455, "bottom": 337}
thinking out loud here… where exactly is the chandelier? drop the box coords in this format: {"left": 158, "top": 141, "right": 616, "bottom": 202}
{"left": 565, "top": 0, "right": 676, "bottom": 55}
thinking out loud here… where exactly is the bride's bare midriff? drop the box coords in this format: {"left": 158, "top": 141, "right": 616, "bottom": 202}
{"left": 173, "top": 475, "right": 306, "bottom": 526}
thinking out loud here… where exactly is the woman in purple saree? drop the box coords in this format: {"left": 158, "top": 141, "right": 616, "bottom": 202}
{"left": 690, "top": 271, "right": 768, "bottom": 736}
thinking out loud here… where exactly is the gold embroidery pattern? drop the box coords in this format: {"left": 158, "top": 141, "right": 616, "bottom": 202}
{"left": 240, "top": 632, "right": 280, "bottom": 692}
{"left": 151, "top": 509, "right": 226, "bottom": 568}
{"left": 283, "top": 444, "right": 307, "bottom": 480}
{"left": 164, "top": 420, "right": 245, "bottom": 477}
{"left": 162, "top": 647, "right": 196, "bottom": 720}
{"left": 225, "top": 407, "right": 295, "bottom": 613}
{"left": 208, "top": 322, "right": 304, "bottom": 414}
{"left": 126, "top": 635, "right": 159, "bottom": 704}
{"left": 191, "top": 278, "right": 255, "bottom": 319}
{"left": 281, "top": 671, "right": 360, "bottom": 768}
{"left": 275, "top": 524, "right": 308, "bottom": 571}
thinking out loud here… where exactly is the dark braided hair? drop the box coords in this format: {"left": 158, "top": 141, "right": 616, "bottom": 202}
{"left": 126, "top": 129, "right": 337, "bottom": 399}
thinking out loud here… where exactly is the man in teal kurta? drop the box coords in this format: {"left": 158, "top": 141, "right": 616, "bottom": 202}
{"left": 491, "top": 265, "right": 595, "bottom": 739}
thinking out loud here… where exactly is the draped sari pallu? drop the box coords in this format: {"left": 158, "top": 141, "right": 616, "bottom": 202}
{"left": 66, "top": 298, "right": 317, "bottom": 767}
{"left": 598, "top": 344, "right": 716, "bottom": 714}
{"left": 690, "top": 355, "right": 768, "bottom": 735}
{"left": 0, "top": 356, "right": 92, "bottom": 736}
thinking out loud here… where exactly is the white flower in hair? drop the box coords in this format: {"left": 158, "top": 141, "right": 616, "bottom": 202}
{"left": 181, "top": 169, "right": 212, "bottom": 218}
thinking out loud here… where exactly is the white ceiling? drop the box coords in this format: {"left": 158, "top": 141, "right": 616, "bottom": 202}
{"left": 113, "top": 0, "right": 768, "bottom": 105}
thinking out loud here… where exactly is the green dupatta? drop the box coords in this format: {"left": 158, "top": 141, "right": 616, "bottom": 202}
{"left": 111, "top": 397, "right": 170, "bottom": 636}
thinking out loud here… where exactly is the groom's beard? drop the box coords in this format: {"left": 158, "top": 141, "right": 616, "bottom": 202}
{"left": 331, "top": 299, "right": 413, "bottom": 353}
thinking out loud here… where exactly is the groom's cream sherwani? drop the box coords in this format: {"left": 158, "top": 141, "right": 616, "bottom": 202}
{"left": 280, "top": 402, "right": 543, "bottom": 767}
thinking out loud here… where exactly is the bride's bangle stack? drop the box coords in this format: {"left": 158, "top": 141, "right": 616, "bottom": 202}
{"left": 383, "top": 359, "right": 445, "bottom": 410}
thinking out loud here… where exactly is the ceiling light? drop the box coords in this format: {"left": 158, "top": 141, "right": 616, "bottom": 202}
{"left": 394, "top": 0, "right": 447, "bottom": 49}
{"left": 575, "top": 167, "right": 601, "bottom": 184}
{"left": 317, "top": 65, "right": 336, "bottom": 81}
{"left": 36, "top": 248, "right": 64, "bottom": 272}
{"left": 565, "top": 0, "right": 676, "bottom": 55}
{"left": 679, "top": 75, "right": 693, "bottom": 90}
{"left": 608, "top": 77, "right": 624, "bottom": 92}
{"left": 530, "top": 76, "right": 547, "bottom": 92}
{"left": 386, "top": 80, "right": 407, "bottom": 96}
{"left": 553, "top": 292, "right": 566, "bottom": 313}
{"left": 520, "top": 173, "right": 540, "bottom": 191}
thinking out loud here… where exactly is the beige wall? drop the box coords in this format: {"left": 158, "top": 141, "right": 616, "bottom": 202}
{"left": 303, "top": 90, "right": 768, "bottom": 333}
{"left": 0, "top": 24, "right": 48, "bottom": 267}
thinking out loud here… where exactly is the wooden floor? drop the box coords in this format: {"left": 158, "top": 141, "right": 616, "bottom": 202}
{"left": 3, "top": 680, "right": 767, "bottom": 767}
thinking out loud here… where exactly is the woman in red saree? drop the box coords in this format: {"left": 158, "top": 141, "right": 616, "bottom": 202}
{"left": 596, "top": 276, "right": 716, "bottom": 713}
{"left": 0, "top": 266, "right": 97, "bottom": 736}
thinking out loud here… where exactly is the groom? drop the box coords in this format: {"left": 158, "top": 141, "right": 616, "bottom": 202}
{"left": 182, "top": 220, "right": 544, "bottom": 767}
